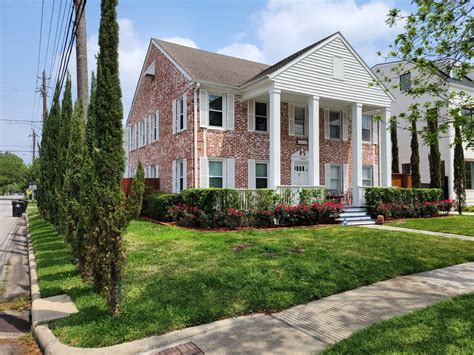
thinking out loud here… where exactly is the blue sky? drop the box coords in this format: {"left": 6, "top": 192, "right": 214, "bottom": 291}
{"left": 0, "top": 0, "right": 413, "bottom": 164}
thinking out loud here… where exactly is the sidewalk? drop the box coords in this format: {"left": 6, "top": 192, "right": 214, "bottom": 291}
{"left": 35, "top": 262, "right": 474, "bottom": 354}
{"left": 362, "top": 224, "right": 474, "bottom": 241}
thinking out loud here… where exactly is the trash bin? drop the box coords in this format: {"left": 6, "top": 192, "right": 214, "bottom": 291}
{"left": 20, "top": 200, "right": 28, "bottom": 213}
{"left": 12, "top": 201, "right": 23, "bottom": 217}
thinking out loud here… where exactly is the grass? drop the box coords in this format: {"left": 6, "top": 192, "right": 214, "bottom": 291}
{"left": 324, "top": 292, "right": 474, "bottom": 354}
{"left": 389, "top": 215, "right": 474, "bottom": 236}
{"left": 0, "top": 296, "right": 30, "bottom": 312}
{"left": 28, "top": 206, "right": 474, "bottom": 348}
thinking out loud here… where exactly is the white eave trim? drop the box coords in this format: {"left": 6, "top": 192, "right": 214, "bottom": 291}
{"left": 151, "top": 39, "right": 192, "bottom": 81}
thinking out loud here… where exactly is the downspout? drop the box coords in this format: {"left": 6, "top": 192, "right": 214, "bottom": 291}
{"left": 378, "top": 118, "right": 382, "bottom": 186}
{"left": 194, "top": 83, "right": 200, "bottom": 187}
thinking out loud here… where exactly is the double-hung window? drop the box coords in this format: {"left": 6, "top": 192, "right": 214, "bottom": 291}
{"left": 255, "top": 162, "right": 268, "bottom": 189}
{"left": 466, "top": 162, "right": 474, "bottom": 190}
{"left": 177, "top": 96, "right": 185, "bottom": 131}
{"left": 177, "top": 160, "right": 185, "bottom": 192}
{"left": 139, "top": 120, "right": 146, "bottom": 147}
{"left": 150, "top": 112, "right": 158, "bottom": 142}
{"left": 329, "top": 111, "right": 341, "bottom": 139}
{"left": 362, "top": 115, "right": 372, "bottom": 142}
{"left": 362, "top": 166, "right": 373, "bottom": 186}
{"left": 400, "top": 72, "right": 411, "bottom": 92}
{"left": 329, "top": 165, "right": 342, "bottom": 192}
{"left": 150, "top": 164, "right": 158, "bottom": 178}
{"left": 130, "top": 124, "right": 137, "bottom": 150}
{"left": 209, "top": 94, "right": 223, "bottom": 127}
{"left": 255, "top": 102, "right": 268, "bottom": 132}
{"left": 294, "top": 107, "right": 306, "bottom": 136}
{"left": 209, "top": 160, "right": 223, "bottom": 188}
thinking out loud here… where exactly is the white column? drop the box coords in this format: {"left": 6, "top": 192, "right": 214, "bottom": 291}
{"left": 447, "top": 124, "right": 455, "bottom": 199}
{"left": 308, "top": 95, "right": 320, "bottom": 186}
{"left": 269, "top": 88, "right": 281, "bottom": 189}
{"left": 352, "top": 103, "right": 363, "bottom": 206}
{"left": 380, "top": 107, "right": 392, "bottom": 187}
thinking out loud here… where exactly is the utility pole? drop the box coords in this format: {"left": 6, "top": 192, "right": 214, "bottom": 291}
{"left": 40, "top": 70, "right": 47, "bottom": 121}
{"left": 73, "top": 0, "right": 89, "bottom": 112}
{"left": 32, "top": 129, "right": 36, "bottom": 161}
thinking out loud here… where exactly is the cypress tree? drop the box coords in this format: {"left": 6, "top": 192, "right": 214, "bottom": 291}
{"left": 390, "top": 117, "right": 400, "bottom": 174}
{"left": 409, "top": 112, "right": 421, "bottom": 188}
{"left": 38, "top": 85, "right": 62, "bottom": 221}
{"left": 453, "top": 125, "right": 466, "bottom": 214}
{"left": 126, "top": 161, "right": 145, "bottom": 221}
{"left": 76, "top": 73, "right": 97, "bottom": 278}
{"left": 62, "top": 100, "right": 85, "bottom": 253}
{"left": 56, "top": 75, "right": 73, "bottom": 228}
{"left": 92, "top": 0, "right": 127, "bottom": 315}
{"left": 427, "top": 109, "right": 442, "bottom": 188}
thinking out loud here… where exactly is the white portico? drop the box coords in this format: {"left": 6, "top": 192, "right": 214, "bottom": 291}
{"left": 241, "top": 33, "right": 394, "bottom": 206}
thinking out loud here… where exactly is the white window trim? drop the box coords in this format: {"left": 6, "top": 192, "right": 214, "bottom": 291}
{"left": 362, "top": 115, "right": 373, "bottom": 143}
{"left": 208, "top": 93, "right": 225, "bottom": 129}
{"left": 362, "top": 165, "right": 374, "bottom": 187}
{"left": 177, "top": 159, "right": 185, "bottom": 192}
{"left": 138, "top": 119, "right": 146, "bottom": 147}
{"left": 254, "top": 101, "right": 269, "bottom": 133}
{"left": 176, "top": 95, "right": 185, "bottom": 133}
{"left": 150, "top": 111, "right": 159, "bottom": 142}
{"left": 255, "top": 160, "right": 269, "bottom": 189}
{"left": 293, "top": 105, "right": 307, "bottom": 137}
{"left": 130, "top": 124, "right": 137, "bottom": 150}
{"left": 329, "top": 164, "right": 343, "bottom": 192}
{"left": 329, "top": 110, "right": 342, "bottom": 140}
{"left": 208, "top": 158, "right": 225, "bottom": 188}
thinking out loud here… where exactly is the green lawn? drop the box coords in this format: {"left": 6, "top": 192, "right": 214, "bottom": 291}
{"left": 389, "top": 215, "right": 474, "bottom": 236}
{"left": 324, "top": 292, "right": 474, "bottom": 354}
{"left": 28, "top": 206, "right": 474, "bottom": 348}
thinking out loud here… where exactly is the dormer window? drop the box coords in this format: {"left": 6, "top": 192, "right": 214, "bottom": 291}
{"left": 400, "top": 72, "right": 411, "bottom": 92}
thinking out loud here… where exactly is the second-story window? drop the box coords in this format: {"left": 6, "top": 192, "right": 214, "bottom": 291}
{"left": 177, "top": 96, "right": 185, "bottom": 131}
{"left": 150, "top": 112, "right": 159, "bottom": 142}
{"left": 139, "top": 120, "right": 146, "bottom": 147}
{"left": 400, "top": 72, "right": 411, "bottom": 92}
{"left": 329, "top": 111, "right": 341, "bottom": 139}
{"left": 255, "top": 102, "right": 268, "bottom": 132}
{"left": 362, "top": 115, "right": 372, "bottom": 142}
{"left": 209, "top": 94, "right": 223, "bottom": 127}
{"left": 294, "top": 107, "right": 306, "bottom": 136}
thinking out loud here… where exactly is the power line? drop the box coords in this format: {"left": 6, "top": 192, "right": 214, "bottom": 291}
{"left": 48, "top": 0, "right": 67, "bottom": 77}
{"left": 30, "top": 0, "right": 45, "bottom": 124}
{"left": 42, "top": 0, "right": 56, "bottom": 71}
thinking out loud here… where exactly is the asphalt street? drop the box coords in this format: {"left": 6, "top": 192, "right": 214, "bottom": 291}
{"left": 0, "top": 198, "right": 23, "bottom": 284}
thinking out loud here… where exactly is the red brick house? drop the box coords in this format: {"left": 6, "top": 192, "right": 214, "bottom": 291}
{"left": 126, "top": 32, "right": 394, "bottom": 206}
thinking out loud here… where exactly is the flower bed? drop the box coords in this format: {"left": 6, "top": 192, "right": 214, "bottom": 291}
{"left": 170, "top": 202, "right": 344, "bottom": 229}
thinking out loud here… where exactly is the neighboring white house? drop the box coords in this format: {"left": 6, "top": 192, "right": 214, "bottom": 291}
{"left": 373, "top": 61, "right": 474, "bottom": 205}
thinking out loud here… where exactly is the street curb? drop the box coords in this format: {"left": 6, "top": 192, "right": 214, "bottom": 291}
{"left": 24, "top": 211, "right": 220, "bottom": 354}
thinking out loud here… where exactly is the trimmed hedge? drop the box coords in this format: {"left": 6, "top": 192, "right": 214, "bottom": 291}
{"left": 365, "top": 187, "right": 443, "bottom": 217}
{"left": 142, "top": 192, "right": 182, "bottom": 222}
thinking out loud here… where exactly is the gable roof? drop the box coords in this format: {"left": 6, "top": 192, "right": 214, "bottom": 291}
{"left": 152, "top": 39, "right": 269, "bottom": 87}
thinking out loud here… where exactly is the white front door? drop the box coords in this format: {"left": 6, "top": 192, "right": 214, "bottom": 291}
{"left": 291, "top": 160, "right": 309, "bottom": 186}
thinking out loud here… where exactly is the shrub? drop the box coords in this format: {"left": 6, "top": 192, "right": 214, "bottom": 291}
{"left": 365, "top": 187, "right": 442, "bottom": 217}
{"left": 143, "top": 193, "right": 181, "bottom": 221}
{"left": 251, "top": 209, "right": 275, "bottom": 228}
{"left": 299, "top": 188, "right": 326, "bottom": 205}
{"left": 181, "top": 188, "right": 240, "bottom": 214}
{"left": 438, "top": 199, "right": 455, "bottom": 216}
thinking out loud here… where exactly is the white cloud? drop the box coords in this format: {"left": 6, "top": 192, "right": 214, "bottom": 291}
{"left": 217, "top": 43, "right": 264, "bottom": 63}
{"left": 161, "top": 36, "right": 198, "bottom": 49}
{"left": 254, "top": 0, "right": 405, "bottom": 65}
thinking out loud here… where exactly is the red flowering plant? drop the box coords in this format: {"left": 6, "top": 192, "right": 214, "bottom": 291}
{"left": 252, "top": 208, "right": 275, "bottom": 228}
{"left": 274, "top": 204, "right": 313, "bottom": 226}
{"left": 170, "top": 204, "right": 210, "bottom": 228}
{"left": 317, "top": 201, "right": 344, "bottom": 223}
{"left": 416, "top": 201, "right": 439, "bottom": 217}
{"left": 438, "top": 199, "right": 454, "bottom": 216}
{"left": 212, "top": 207, "right": 248, "bottom": 229}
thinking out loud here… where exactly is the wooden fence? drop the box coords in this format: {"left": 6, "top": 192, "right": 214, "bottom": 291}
{"left": 121, "top": 178, "right": 160, "bottom": 197}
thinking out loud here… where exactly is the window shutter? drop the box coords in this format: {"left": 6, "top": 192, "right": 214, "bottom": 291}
{"left": 171, "top": 160, "right": 177, "bottom": 193}
{"left": 372, "top": 118, "right": 378, "bottom": 144}
{"left": 304, "top": 107, "right": 309, "bottom": 137}
{"left": 373, "top": 164, "right": 379, "bottom": 186}
{"left": 324, "top": 163, "right": 330, "bottom": 187}
{"left": 172, "top": 99, "right": 177, "bottom": 134}
{"left": 127, "top": 126, "right": 131, "bottom": 152}
{"left": 288, "top": 103, "right": 295, "bottom": 136}
{"left": 248, "top": 159, "right": 256, "bottom": 189}
{"left": 182, "top": 94, "right": 187, "bottom": 131}
{"left": 343, "top": 164, "right": 349, "bottom": 192}
{"left": 226, "top": 158, "right": 235, "bottom": 188}
{"left": 156, "top": 110, "right": 160, "bottom": 141}
{"left": 182, "top": 159, "right": 187, "bottom": 190}
{"left": 324, "top": 109, "right": 330, "bottom": 139}
{"left": 199, "top": 157, "right": 209, "bottom": 188}
{"left": 226, "top": 94, "right": 235, "bottom": 130}
{"left": 147, "top": 115, "right": 152, "bottom": 144}
{"left": 248, "top": 99, "right": 255, "bottom": 132}
{"left": 200, "top": 89, "right": 208, "bottom": 127}
{"left": 342, "top": 111, "right": 348, "bottom": 141}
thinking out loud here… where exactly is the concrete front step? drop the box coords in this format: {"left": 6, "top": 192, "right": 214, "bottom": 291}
{"left": 343, "top": 207, "right": 367, "bottom": 212}
{"left": 345, "top": 220, "right": 376, "bottom": 226}
{"left": 339, "top": 212, "right": 368, "bottom": 218}
{"left": 337, "top": 216, "right": 372, "bottom": 222}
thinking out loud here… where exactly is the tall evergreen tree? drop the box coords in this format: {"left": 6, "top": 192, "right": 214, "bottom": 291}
{"left": 409, "top": 108, "right": 421, "bottom": 188}
{"left": 126, "top": 161, "right": 145, "bottom": 221}
{"left": 38, "top": 85, "right": 62, "bottom": 221}
{"left": 390, "top": 117, "right": 400, "bottom": 174}
{"left": 453, "top": 125, "right": 466, "bottom": 214}
{"left": 62, "top": 100, "right": 85, "bottom": 252}
{"left": 92, "top": 0, "right": 127, "bottom": 315}
{"left": 76, "top": 73, "right": 97, "bottom": 277}
{"left": 427, "top": 109, "right": 442, "bottom": 188}
{"left": 56, "top": 75, "right": 73, "bottom": 228}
